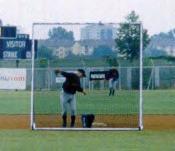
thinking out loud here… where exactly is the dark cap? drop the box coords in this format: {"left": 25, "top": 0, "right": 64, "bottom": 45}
{"left": 77, "top": 69, "right": 86, "bottom": 77}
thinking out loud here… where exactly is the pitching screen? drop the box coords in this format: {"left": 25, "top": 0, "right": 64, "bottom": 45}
{"left": 32, "top": 23, "right": 142, "bottom": 130}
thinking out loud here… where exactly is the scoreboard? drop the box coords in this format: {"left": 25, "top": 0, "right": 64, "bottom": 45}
{"left": 0, "top": 38, "right": 37, "bottom": 59}
{"left": 0, "top": 26, "right": 17, "bottom": 38}
{"left": 0, "top": 27, "right": 37, "bottom": 59}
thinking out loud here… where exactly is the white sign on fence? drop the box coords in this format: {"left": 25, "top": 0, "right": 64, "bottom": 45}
{"left": 56, "top": 77, "right": 66, "bottom": 83}
{"left": 0, "top": 68, "right": 26, "bottom": 90}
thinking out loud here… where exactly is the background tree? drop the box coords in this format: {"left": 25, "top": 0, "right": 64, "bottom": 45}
{"left": 115, "top": 11, "right": 150, "bottom": 61}
{"left": 48, "top": 27, "right": 74, "bottom": 41}
{"left": 105, "top": 56, "right": 119, "bottom": 67}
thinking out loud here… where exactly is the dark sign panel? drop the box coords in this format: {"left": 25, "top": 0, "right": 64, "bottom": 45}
{"left": 90, "top": 69, "right": 119, "bottom": 81}
{"left": 90, "top": 71, "right": 107, "bottom": 81}
{"left": 0, "top": 26, "right": 17, "bottom": 38}
{"left": 17, "top": 34, "right": 29, "bottom": 39}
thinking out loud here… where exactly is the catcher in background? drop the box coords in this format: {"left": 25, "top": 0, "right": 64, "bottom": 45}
{"left": 108, "top": 69, "right": 119, "bottom": 96}
{"left": 55, "top": 68, "right": 86, "bottom": 128}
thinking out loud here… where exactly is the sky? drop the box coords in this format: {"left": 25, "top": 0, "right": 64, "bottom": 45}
{"left": 0, "top": 0, "right": 175, "bottom": 36}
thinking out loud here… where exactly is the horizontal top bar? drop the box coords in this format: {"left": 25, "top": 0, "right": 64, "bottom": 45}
{"left": 33, "top": 22, "right": 142, "bottom": 26}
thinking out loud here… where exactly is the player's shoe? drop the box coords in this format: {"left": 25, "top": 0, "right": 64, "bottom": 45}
{"left": 62, "top": 122, "right": 67, "bottom": 128}
{"left": 70, "top": 123, "right": 75, "bottom": 128}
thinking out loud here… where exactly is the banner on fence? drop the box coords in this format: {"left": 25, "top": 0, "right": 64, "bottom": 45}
{"left": 56, "top": 77, "right": 66, "bottom": 83}
{"left": 0, "top": 68, "right": 26, "bottom": 90}
{"left": 89, "top": 71, "right": 107, "bottom": 81}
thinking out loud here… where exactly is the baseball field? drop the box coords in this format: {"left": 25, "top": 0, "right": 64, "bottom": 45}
{"left": 0, "top": 89, "right": 174, "bottom": 151}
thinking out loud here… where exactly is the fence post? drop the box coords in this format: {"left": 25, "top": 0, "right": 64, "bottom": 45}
{"left": 155, "top": 66, "right": 160, "bottom": 88}
{"left": 118, "top": 66, "right": 121, "bottom": 90}
{"left": 127, "top": 68, "right": 132, "bottom": 89}
{"left": 47, "top": 60, "right": 51, "bottom": 90}
{"left": 100, "top": 80, "right": 104, "bottom": 90}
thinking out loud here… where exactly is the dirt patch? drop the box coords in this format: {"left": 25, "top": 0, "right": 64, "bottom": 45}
{"left": 34, "top": 115, "right": 139, "bottom": 128}
{"left": 144, "top": 115, "right": 175, "bottom": 130}
{"left": 0, "top": 115, "right": 174, "bottom": 130}
{"left": 0, "top": 115, "right": 30, "bottom": 129}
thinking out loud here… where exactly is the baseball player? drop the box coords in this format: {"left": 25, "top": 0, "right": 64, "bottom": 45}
{"left": 55, "top": 68, "right": 86, "bottom": 128}
{"left": 109, "top": 69, "right": 119, "bottom": 96}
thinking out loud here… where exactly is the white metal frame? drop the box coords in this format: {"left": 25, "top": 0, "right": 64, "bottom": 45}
{"left": 31, "top": 24, "right": 35, "bottom": 129}
{"left": 31, "top": 22, "right": 143, "bottom": 131}
{"left": 139, "top": 23, "right": 143, "bottom": 130}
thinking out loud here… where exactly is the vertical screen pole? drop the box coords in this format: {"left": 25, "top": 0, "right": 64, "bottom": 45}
{"left": 31, "top": 24, "right": 35, "bottom": 129}
{"left": 139, "top": 23, "right": 143, "bottom": 130}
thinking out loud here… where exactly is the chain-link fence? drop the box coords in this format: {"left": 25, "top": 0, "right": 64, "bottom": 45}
{"left": 21, "top": 66, "right": 175, "bottom": 91}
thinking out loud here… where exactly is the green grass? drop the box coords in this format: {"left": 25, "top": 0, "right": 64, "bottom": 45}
{"left": 0, "top": 130, "right": 174, "bottom": 151}
{"left": 0, "top": 90, "right": 174, "bottom": 151}
{"left": 34, "top": 90, "right": 139, "bottom": 114}
{"left": 0, "top": 89, "right": 175, "bottom": 115}
{"left": 0, "top": 91, "right": 30, "bottom": 114}
{"left": 144, "top": 90, "right": 175, "bottom": 114}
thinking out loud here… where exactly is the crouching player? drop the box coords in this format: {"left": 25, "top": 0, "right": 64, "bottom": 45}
{"left": 55, "top": 68, "right": 86, "bottom": 128}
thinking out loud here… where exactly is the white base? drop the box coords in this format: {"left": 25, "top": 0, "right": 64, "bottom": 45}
{"left": 32, "top": 124, "right": 140, "bottom": 131}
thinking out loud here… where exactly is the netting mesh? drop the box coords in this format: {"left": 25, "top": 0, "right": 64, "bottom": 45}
{"left": 32, "top": 23, "right": 141, "bottom": 129}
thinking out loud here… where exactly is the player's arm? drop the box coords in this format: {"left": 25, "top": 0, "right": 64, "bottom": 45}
{"left": 77, "top": 87, "right": 86, "bottom": 95}
{"left": 82, "top": 91, "right": 86, "bottom": 95}
{"left": 77, "top": 87, "right": 86, "bottom": 94}
{"left": 76, "top": 81, "right": 86, "bottom": 95}
{"left": 55, "top": 68, "right": 71, "bottom": 78}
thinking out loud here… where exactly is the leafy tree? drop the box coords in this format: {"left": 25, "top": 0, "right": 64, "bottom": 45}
{"left": 105, "top": 56, "right": 119, "bottom": 67}
{"left": 115, "top": 11, "right": 150, "bottom": 61}
{"left": 48, "top": 27, "right": 74, "bottom": 41}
